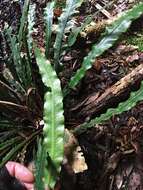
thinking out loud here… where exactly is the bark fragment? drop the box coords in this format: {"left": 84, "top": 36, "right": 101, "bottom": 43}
{"left": 73, "top": 63, "right": 143, "bottom": 119}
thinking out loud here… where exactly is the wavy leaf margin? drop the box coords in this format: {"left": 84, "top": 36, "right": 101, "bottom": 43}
{"left": 74, "top": 80, "right": 143, "bottom": 135}
{"left": 65, "top": 2, "right": 143, "bottom": 95}
{"left": 34, "top": 47, "right": 64, "bottom": 188}
{"left": 53, "top": 0, "right": 83, "bottom": 71}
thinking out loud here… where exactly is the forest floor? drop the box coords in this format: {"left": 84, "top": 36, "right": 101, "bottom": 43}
{"left": 1, "top": 0, "right": 143, "bottom": 190}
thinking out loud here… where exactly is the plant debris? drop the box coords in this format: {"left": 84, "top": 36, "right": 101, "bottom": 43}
{"left": 1, "top": 0, "right": 143, "bottom": 189}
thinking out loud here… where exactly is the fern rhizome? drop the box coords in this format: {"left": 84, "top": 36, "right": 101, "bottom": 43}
{"left": 0, "top": 0, "right": 143, "bottom": 189}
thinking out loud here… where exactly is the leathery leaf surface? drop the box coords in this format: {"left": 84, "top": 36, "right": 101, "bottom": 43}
{"left": 54, "top": 0, "right": 83, "bottom": 71}
{"left": 74, "top": 80, "right": 143, "bottom": 135}
{"left": 34, "top": 47, "right": 64, "bottom": 188}
{"left": 65, "top": 2, "right": 143, "bottom": 95}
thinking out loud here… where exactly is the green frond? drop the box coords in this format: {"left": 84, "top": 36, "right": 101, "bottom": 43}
{"left": 18, "top": 0, "right": 30, "bottom": 43}
{"left": 0, "top": 139, "right": 26, "bottom": 167}
{"left": 74, "top": 80, "right": 143, "bottom": 135}
{"left": 34, "top": 47, "right": 64, "bottom": 188}
{"left": 5, "top": 28, "right": 26, "bottom": 90}
{"left": 44, "top": 2, "right": 55, "bottom": 58}
{"left": 1, "top": 59, "right": 25, "bottom": 94}
{"left": 67, "top": 1, "right": 113, "bottom": 47}
{"left": 68, "top": 27, "right": 82, "bottom": 47}
{"left": 5, "top": 28, "right": 33, "bottom": 90}
{"left": 54, "top": 0, "right": 83, "bottom": 71}
{"left": 0, "top": 130, "right": 18, "bottom": 143}
{"left": 65, "top": 2, "right": 143, "bottom": 95}
{"left": 27, "top": 4, "right": 36, "bottom": 56}
{"left": 35, "top": 140, "right": 47, "bottom": 190}
{"left": 0, "top": 119, "right": 18, "bottom": 128}
{"left": 67, "top": 16, "right": 94, "bottom": 47}
{"left": 0, "top": 137, "right": 21, "bottom": 150}
{"left": 0, "top": 129, "right": 40, "bottom": 167}
{"left": 21, "top": 54, "right": 33, "bottom": 89}
{"left": 0, "top": 80, "right": 21, "bottom": 103}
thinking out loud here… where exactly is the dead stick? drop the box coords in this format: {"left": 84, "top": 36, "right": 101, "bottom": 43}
{"left": 76, "top": 63, "right": 143, "bottom": 118}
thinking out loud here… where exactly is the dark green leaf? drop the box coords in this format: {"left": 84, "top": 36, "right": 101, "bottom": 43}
{"left": 65, "top": 2, "right": 143, "bottom": 95}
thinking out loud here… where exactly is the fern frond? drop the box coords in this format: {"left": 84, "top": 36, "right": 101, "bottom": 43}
{"left": 0, "top": 139, "right": 26, "bottom": 167}
{"left": 0, "top": 129, "right": 40, "bottom": 167}
{"left": 67, "top": 0, "right": 114, "bottom": 47}
{"left": 5, "top": 28, "right": 33, "bottom": 90}
{"left": 0, "top": 119, "right": 18, "bottom": 127}
{"left": 0, "top": 137, "right": 21, "bottom": 150}
{"left": 27, "top": 3, "right": 36, "bottom": 56}
{"left": 0, "top": 42, "right": 25, "bottom": 94}
{"left": 18, "top": 0, "right": 30, "bottom": 43}
{"left": 54, "top": 0, "right": 83, "bottom": 71}
{"left": 65, "top": 2, "right": 143, "bottom": 95}
{"left": 5, "top": 28, "right": 27, "bottom": 90}
{"left": 74, "top": 80, "right": 143, "bottom": 135}
{"left": 0, "top": 80, "right": 21, "bottom": 103}
{"left": 0, "top": 130, "right": 18, "bottom": 143}
{"left": 34, "top": 47, "right": 64, "bottom": 188}
{"left": 21, "top": 53, "right": 33, "bottom": 90}
{"left": 35, "top": 140, "right": 46, "bottom": 190}
{"left": 44, "top": 2, "right": 55, "bottom": 58}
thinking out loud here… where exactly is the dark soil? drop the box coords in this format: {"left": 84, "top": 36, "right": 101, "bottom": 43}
{"left": 1, "top": 0, "right": 143, "bottom": 190}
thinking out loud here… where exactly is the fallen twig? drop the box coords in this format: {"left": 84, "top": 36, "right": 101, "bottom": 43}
{"left": 73, "top": 63, "right": 143, "bottom": 119}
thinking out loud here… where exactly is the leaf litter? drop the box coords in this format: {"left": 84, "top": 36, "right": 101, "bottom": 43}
{"left": 1, "top": 0, "right": 143, "bottom": 189}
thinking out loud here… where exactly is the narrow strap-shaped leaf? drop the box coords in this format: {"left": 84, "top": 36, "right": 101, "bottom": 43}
{"left": 54, "top": 0, "right": 83, "bottom": 71}
{"left": 21, "top": 54, "right": 33, "bottom": 89}
{"left": 0, "top": 120, "right": 20, "bottom": 129}
{"left": 65, "top": 2, "right": 143, "bottom": 95}
{"left": 44, "top": 2, "right": 55, "bottom": 58}
{"left": 0, "top": 130, "right": 17, "bottom": 143}
{"left": 0, "top": 129, "right": 40, "bottom": 167}
{"left": 74, "top": 80, "right": 143, "bottom": 135}
{"left": 68, "top": 0, "right": 114, "bottom": 47}
{"left": 0, "top": 58, "right": 25, "bottom": 95}
{"left": 0, "top": 140, "right": 26, "bottom": 167}
{"left": 6, "top": 28, "right": 33, "bottom": 90}
{"left": 34, "top": 47, "right": 64, "bottom": 188}
{"left": 1, "top": 31, "right": 24, "bottom": 92}
{"left": 0, "top": 130, "right": 17, "bottom": 137}
{"left": 0, "top": 147, "right": 12, "bottom": 161}
{"left": 5, "top": 28, "right": 27, "bottom": 90}
{"left": 0, "top": 137, "right": 21, "bottom": 150}
{"left": 27, "top": 3, "right": 36, "bottom": 56}
{"left": 35, "top": 140, "right": 46, "bottom": 190}
{"left": 18, "top": 0, "right": 30, "bottom": 43}
{"left": 0, "top": 80, "right": 22, "bottom": 103}
{"left": 22, "top": 27, "right": 34, "bottom": 89}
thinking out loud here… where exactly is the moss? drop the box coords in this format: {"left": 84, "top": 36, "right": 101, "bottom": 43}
{"left": 126, "top": 31, "right": 143, "bottom": 51}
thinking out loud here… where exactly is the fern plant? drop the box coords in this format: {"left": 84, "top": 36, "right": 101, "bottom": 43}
{"left": 0, "top": 0, "right": 65, "bottom": 189}
{"left": 35, "top": 2, "right": 143, "bottom": 188}
{"left": 0, "top": 0, "right": 80, "bottom": 189}
{"left": 1, "top": 0, "right": 143, "bottom": 190}
{"left": 34, "top": 47, "right": 64, "bottom": 189}
{"left": 64, "top": 2, "right": 143, "bottom": 95}
{"left": 0, "top": 0, "right": 43, "bottom": 170}
{"left": 53, "top": 0, "right": 83, "bottom": 71}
